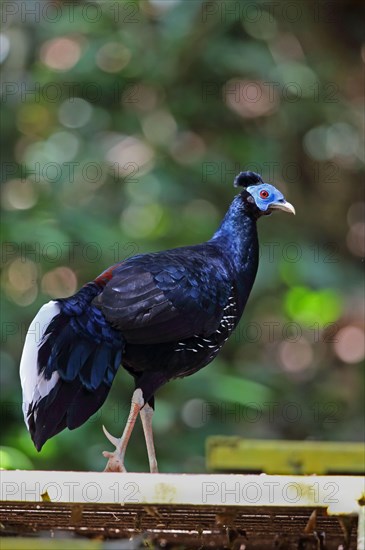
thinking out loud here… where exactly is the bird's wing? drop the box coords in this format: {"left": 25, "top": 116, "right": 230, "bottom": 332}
{"left": 94, "top": 248, "right": 232, "bottom": 344}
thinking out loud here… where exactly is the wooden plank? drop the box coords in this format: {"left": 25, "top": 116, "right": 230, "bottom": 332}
{"left": 0, "top": 501, "right": 360, "bottom": 549}
{"left": 0, "top": 471, "right": 363, "bottom": 515}
{"left": 206, "top": 437, "right": 365, "bottom": 475}
{"left": 0, "top": 539, "right": 101, "bottom": 550}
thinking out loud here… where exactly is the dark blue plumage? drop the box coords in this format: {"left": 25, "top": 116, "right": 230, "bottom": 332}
{"left": 20, "top": 172, "right": 295, "bottom": 463}
{"left": 26, "top": 283, "right": 123, "bottom": 448}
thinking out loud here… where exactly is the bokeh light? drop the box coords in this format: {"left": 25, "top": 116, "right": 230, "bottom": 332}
{"left": 169, "top": 131, "right": 206, "bottom": 165}
{"left": 224, "top": 78, "right": 279, "bottom": 118}
{"left": 278, "top": 337, "right": 314, "bottom": 374}
{"left": 47, "top": 131, "right": 80, "bottom": 162}
{"left": 106, "top": 135, "right": 154, "bottom": 176}
{"left": 303, "top": 126, "right": 328, "bottom": 161}
{"left": 333, "top": 326, "right": 365, "bottom": 364}
{"left": 142, "top": 110, "right": 177, "bottom": 145}
{"left": 181, "top": 399, "right": 206, "bottom": 428}
{"left": 285, "top": 287, "right": 342, "bottom": 326}
{"left": 40, "top": 37, "right": 82, "bottom": 71}
{"left": 4, "top": 259, "right": 38, "bottom": 306}
{"left": 270, "top": 62, "right": 318, "bottom": 97}
{"left": 23, "top": 141, "right": 60, "bottom": 169}
{"left": 121, "top": 202, "right": 163, "bottom": 239}
{"left": 346, "top": 202, "right": 365, "bottom": 257}
{"left": 0, "top": 33, "right": 10, "bottom": 63}
{"left": 148, "top": 0, "right": 181, "bottom": 11}
{"left": 346, "top": 222, "right": 365, "bottom": 257}
{"left": 1, "top": 179, "right": 38, "bottom": 210}
{"left": 41, "top": 267, "right": 78, "bottom": 299}
{"left": 347, "top": 202, "right": 365, "bottom": 226}
{"left": 96, "top": 42, "right": 131, "bottom": 73}
{"left": 58, "top": 98, "right": 93, "bottom": 129}
{"left": 303, "top": 123, "right": 359, "bottom": 161}
{"left": 17, "top": 104, "right": 52, "bottom": 137}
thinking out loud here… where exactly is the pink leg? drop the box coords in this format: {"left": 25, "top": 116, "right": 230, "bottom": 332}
{"left": 140, "top": 403, "right": 158, "bottom": 473}
{"left": 102, "top": 388, "right": 144, "bottom": 472}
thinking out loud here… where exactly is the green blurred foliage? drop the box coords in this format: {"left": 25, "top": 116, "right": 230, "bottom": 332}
{"left": 0, "top": 0, "right": 364, "bottom": 472}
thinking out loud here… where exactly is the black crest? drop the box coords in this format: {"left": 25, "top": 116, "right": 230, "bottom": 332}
{"left": 233, "top": 171, "right": 264, "bottom": 188}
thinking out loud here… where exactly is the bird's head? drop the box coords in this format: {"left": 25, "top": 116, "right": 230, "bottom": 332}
{"left": 234, "top": 171, "right": 295, "bottom": 216}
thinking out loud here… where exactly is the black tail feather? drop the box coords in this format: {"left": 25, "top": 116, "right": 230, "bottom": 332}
{"left": 30, "top": 379, "right": 111, "bottom": 451}
{"left": 28, "top": 287, "right": 124, "bottom": 451}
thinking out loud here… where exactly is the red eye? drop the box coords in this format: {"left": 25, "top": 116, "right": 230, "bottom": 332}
{"left": 260, "top": 190, "right": 269, "bottom": 199}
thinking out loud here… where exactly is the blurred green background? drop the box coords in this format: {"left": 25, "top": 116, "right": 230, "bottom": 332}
{"left": 1, "top": 0, "right": 364, "bottom": 473}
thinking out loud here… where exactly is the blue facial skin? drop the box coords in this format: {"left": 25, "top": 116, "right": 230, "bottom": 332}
{"left": 246, "top": 183, "right": 286, "bottom": 212}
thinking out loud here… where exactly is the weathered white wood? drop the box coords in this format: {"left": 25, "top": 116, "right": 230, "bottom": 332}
{"left": 0, "top": 471, "right": 363, "bottom": 516}
{"left": 358, "top": 502, "right": 365, "bottom": 550}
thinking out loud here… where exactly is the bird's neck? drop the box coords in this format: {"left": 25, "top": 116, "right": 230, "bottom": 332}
{"left": 210, "top": 195, "right": 259, "bottom": 275}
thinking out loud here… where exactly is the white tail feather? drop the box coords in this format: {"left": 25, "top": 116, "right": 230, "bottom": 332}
{"left": 19, "top": 301, "right": 61, "bottom": 428}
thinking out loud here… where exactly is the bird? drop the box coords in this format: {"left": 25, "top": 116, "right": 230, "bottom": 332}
{"left": 19, "top": 171, "right": 295, "bottom": 473}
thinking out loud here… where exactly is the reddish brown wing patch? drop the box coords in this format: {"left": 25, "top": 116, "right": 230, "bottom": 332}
{"left": 94, "top": 265, "right": 119, "bottom": 286}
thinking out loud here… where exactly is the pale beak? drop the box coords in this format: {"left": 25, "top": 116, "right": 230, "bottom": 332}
{"left": 269, "top": 200, "right": 296, "bottom": 215}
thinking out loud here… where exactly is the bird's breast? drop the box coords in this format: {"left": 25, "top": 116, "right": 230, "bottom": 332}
{"left": 122, "top": 288, "right": 241, "bottom": 380}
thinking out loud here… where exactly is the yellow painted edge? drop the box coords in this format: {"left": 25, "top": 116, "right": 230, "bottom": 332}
{"left": 206, "top": 438, "right": 365, "bottom": 474}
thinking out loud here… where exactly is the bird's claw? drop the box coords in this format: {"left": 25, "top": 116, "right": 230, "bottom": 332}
{"left": 102, "top": 425, "right": 120, "bottom": 447}
{"left": 102, "top": 425, "right": 127, "bottom": 472}
{"left": 102, "top": 450, "right": 127, "bottom": 472}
